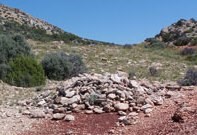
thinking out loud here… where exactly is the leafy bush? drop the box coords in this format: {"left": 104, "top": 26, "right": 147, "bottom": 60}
{"left": 178, "top": 68, "right": 197, "bottom": 86}
{"left": 145, "top": 39, "right": 166, "bottom": 49}
{"left": 180, "top": 48, "right": 196, "bottom": 56}
{"left": 67, "top": 54, "right": 87, "bottom": 77}
{"left": 191, "top": 38, "right": 197, "bottom": 46}
{"left": 174, "top": 36, "right": 191, "bottom": 46}
{"left": 185, "top": 54, "right": 197, "bottom": 64}
{"left": 0, "top": 34, "right": 31, "bottom": 64}
{"left": 4, "top": 56, "right": 45, "bottom": 87}
{"left": 149, "top": 67, "right": 158, "bottom": 76}
{"left": 41, "top": 52, "right": 86, "bottom": 80}
{"left": 0, "top": 63, "right": 10, "bottom": 79}
{"left": 161, "top": 33, "right": 179, "bottom": 42}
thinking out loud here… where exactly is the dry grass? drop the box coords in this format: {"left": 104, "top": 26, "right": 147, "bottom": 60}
{"left": 29, "top": 40, "right": 194, "bottom": 82}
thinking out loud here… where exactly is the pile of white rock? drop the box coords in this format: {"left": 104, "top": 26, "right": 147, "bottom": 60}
{"left": 21, "top": 71, "right": 181, "bottom": 125}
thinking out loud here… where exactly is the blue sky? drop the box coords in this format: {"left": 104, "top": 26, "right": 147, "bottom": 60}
{"left": 1, "top": 0, "right": 197, "bottom": 44}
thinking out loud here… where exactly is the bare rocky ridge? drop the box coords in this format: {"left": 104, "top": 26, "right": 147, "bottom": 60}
{"left": 0, "top": 4, "right": 63, "bottom": 35}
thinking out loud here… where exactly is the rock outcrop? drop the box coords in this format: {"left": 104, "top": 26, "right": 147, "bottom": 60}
{"left": 147, "top": 18, "right": 197, "bottom": 46}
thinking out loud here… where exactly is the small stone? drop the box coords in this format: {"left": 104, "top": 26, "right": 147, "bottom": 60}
{"left": 128, "top": 112, "right": 138, "bottom": 117}
{"left": 107, "top": 93, "right": 116, "bottom": 99}
{"left": 145, "top": 98, "right": 154, "bottom": 106}
{"left": 93, "top": 108, "right": 104, "bottom": 114}
{"left": 103, "top": 104, "right": 113, "bottom": 112}
{"left": 52, "top": 113, "right": 65, "bottom": 120}
{"left": 68, "top": 95, "right": 81, "bottom": 104}
{"left": 37, "top": 100, "right": 46, "bottom": 106}
{"left": 53, "top": 107, "right": 66, "bottom": 113}
{"left": 64, "top": 115, "right": 75, "bottom": 121}
{"left": 54, "top": 97, "right": 61, "bottom": 104}
{"left": 129, "top": 107, "right": 133, "bottom": 112}
{"left": 85, "top": 110, "right": 93, "bottom": 114}
{"left": 144, "top": 108, "right": 153, "bottom": 114}
{"left": 111, "top": 74, "right": 121, "bottom": 83}
{"left": 118, "top": 111, "right": 127, "bottom": 116}
{"left": 114, "top": 103, "right": 129, "bottom": 111}
{"left": 30, "top": 109, "right": 45, "bottom": 118}
{"left": 118, "top": 116, "right": 133, "bottom": 125}
{"left": 118, "top": 116, "right": 127, "bottom": 121}
{"left": 22, "top": 110, "right": 31, "bottom": 115}
{"left": 165, "top": 91, "right": 179, "bottom": 98}
{"left": 129, "top": 80, "right": 139, "bottom": 88}
{"left": 141, "top": 104, "right": 153, "bottom": 111}
{"left": 60, "top": 97, "right": 69, "bottom": 105}
{"left": 71, "top": 103, "right": 78, "bottom": 109}
{"left": 151, "top": 95, "right": 164, "bottom": 105}
{"left": 65, "top": 91, "right": 76, "bottom": 98}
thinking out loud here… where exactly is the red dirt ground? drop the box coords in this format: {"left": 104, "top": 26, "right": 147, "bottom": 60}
{"left": 19, "top": 113, "right": 119, "bottom": 135}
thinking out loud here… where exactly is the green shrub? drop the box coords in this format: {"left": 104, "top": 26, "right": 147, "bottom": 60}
{"left": 161, "top": 33, "right": 178, "bottom": 42}
{"left": 0, "top": 63, "right": 10, "bottom": 79}
{"left": 191, "top": 38, "right": 197, "bottom": 46}
{"left": 41, "top": 52, "right": 87, "bottom": 80}
{"left": 178, "top": 68, "right": 197, "bottom": 86}
{"left": 145, "top": 39, "right": 165, "bottom": 49}
{"left": 67, "top": 54, "right": 87, "bottom": 77}
{"left": 149, "top": 66, "right": 158, "bottom": 76}
{"left": 185, "top": 53, "right": 197, "bottom": 64}
{"left": 4, "top": 56, "right": 45, "bottom": 87}
{"left": 174, "top": 36, "right": 191, "bottom": 46}
{"left": 0, "top": 34, "right": 31, "bottom": 64}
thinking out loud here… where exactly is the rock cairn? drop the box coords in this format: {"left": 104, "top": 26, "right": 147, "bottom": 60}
{"left": 22, "top": 71, "right": 181, "bottom": 125}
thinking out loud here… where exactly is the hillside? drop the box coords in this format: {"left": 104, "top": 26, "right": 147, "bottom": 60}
{"left": 0, "top": 4, "right": 115, "bottom": 45}
{"left": 147, "top": 18, "right": 197, "bottom": 46}
{"left": 0, "top": 4, "right": 197, "bottom": 135}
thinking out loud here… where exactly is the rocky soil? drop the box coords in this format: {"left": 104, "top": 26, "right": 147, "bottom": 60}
{"left": 0, "top": 72, "right": 196, "bottom": 135}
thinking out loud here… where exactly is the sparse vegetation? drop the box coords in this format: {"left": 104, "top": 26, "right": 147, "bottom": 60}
{"left": 0, "top": 34, "right": 31, "bottom": 64}
{"left": 41, "top": 52, "right": 86, "bottom": 80}
{"left": 0, "top": 33, "right": 45, "bottom": 87}
{"left": 4, "top": 55, "right": 45, "bottom": 87}
{"left": 149, "top": 67, "right": 158, "bottom": 76}
{"left": 180, "top": 48, "right": 196, "bottom": 56}
{"left": 178, "top": 68, "right": 197, "bottom": 86}
{"left": 145, "top": 39, "right": 166, "bottom": 49}
{"left": 191, "top": 38, "right": 197, "bottom": 46}
{"left": 174, "top": 36, "right": 191, "bottom": 46}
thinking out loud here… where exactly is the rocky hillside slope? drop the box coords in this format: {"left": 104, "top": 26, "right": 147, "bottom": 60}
{"left": 0, "top": 4, "right": 115, "bottom": 45}
{"left": 147, "top": 18, "right": 197, "bottom": 46}
{"left": 0, "top": 4, "right": 63, "bottom": 35}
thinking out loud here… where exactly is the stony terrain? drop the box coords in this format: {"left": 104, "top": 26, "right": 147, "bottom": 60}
{"left": 155, "top": 18, "right": 197, "bottom": 46}
{"left": 20, "top": 72, "right": 182, "bottom": 125}
{"left": 0, "top": 4, "right": 197, "bottom": 135}
{"left": 0, "top": 72, "right": 196, "bottom": 135}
